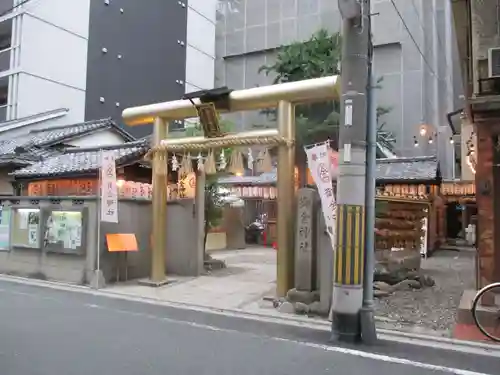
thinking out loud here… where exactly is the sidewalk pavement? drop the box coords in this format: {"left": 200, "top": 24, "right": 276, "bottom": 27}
{"left": 102, "top": 247, "right": 500, "bottom": 352}
{"left": 107, "top": 247, "right": 277, "bottom": 310}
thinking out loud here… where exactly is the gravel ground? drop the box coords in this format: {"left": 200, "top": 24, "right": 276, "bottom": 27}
{"left": 374, "top": 249, "right": 475, "bottom": 337}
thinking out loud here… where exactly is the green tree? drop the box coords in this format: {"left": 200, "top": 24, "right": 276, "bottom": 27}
{"left": 184, "top": 119, "right": 234, "bottom": 137}
{"left": 203, "top": 177, "right": 225, "bottom": 255}
{"left": 184, "top": 120, "right": 233, "bottom": 256}
{"left": 258, "top": 29, "right": 396, "bottom": 182}
{"left": 259, "top": 29, "right": 342, "bottom": 141}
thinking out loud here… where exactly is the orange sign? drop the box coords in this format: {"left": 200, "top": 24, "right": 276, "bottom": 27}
{"left": 106, "top": 233, "right": 138, "bottom": 252}
{"left": 28, "top": 179, "right": 98, "bottom": 196}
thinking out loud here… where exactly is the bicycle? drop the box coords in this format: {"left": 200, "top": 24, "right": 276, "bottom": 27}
{"left": 471, "top": 282, "right": 500, "bottom": 342}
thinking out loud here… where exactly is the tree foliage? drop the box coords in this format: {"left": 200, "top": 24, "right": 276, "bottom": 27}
{"left": 203, "top": 176, "right": 225, "bottom": 253}
{"left": 258, "top": 28, "right": 396, "bottom": 153}
{"left": 184, "top": 119, "right": 234, "bottom": 137}
{"left": 184, "top": 120, "right": 234, "bottom": 253}
{"left": 259, "top": 29, "right": 342, "bottom": 86}
{"left": 259, "top": 29, "right": 341, "bottom": 147}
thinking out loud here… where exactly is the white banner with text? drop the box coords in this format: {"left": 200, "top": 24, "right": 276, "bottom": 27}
{"left": 305, "top": 142, "right": 337, "bottom": 249}
{"left": 100, "top": 151, "right": 119, "bottom": 223}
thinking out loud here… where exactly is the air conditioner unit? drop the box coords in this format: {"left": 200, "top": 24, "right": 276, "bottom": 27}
{"left": 488, "top": 47, "right": 500, "bottom": 77}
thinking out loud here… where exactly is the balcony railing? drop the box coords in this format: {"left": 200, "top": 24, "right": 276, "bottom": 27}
{"left": 0, "top": 104, "right": 8, "bottom": 122}
{"left": 0, "top": 47, "right": 11, "bottom": 74}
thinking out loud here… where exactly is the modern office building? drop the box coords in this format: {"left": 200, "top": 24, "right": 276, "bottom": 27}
{"left": 0, "top": 0, "right": 217, "bottom": 138}
{"left": 215, "top": 0, "right": 464, "bottom": 178}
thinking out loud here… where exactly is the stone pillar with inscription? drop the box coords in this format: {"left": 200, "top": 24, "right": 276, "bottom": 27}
{"left": 283, "top": 187, "right": 326, "bottom": 315}
{"left": 284, "top": 186, "right": 339, "bottom": 316}
{"left": 294, "top": 188, "right": 317, "bottom": 291}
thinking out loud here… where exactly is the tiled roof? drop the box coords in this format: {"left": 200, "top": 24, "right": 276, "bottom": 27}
{"left": 218, "top": 156, "right": 440, "bottom": 186}
{"left": 10, "top": 140, "right": 149, "bottom": 178}
{"left": 0, "top": 108, "right": 69, "bottom": 135}
{"left": 0, "top": 118, "right": 136, "bottom": 166}
{"left": 375, "top": 156, "right": 440, "bottom": 182}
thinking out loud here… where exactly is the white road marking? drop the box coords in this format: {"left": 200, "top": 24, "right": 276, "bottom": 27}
{"left": 82, "top": 303, "right": 493, "bottom": 375}
{"left": 272, "top": 338, "right": 494, "bottom": 375}
{"left": 0, "top": 275, "right": 500, "bottom": 366}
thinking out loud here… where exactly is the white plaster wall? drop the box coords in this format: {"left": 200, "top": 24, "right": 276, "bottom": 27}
{"left": 189, "top": 0, "right": 217, "bottom": 23}
{"left": 67, "top": 129, "right": 126, "bottom": 148}
{"left": 14, "top": 0, "right": 90, "bottom": 123}
{"left": 20, "top": 14, "right": 87, "bottom": 90}
{"left": 16, "top": 73, "right": 85, "bottom": 124}
{"left": 23, "top": 0, "right": 91, "bottom": 37}
{"left": 0, "top": 109, "right": 69, "bottom": 140}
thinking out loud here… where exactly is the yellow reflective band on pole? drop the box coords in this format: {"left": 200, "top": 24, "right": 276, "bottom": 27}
{"left": 335, "top": 205, "right": 344, "bottom": 284}
{"left": 334, "top": 204, "right": 365, "bottom": 285}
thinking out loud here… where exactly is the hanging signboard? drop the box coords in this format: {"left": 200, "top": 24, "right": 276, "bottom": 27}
{"left": 305, "top": 142, "right": 336, "bottom": 249}
{"left": 178, "top": 172, "right": 196, "bottom": 198}
{"left": 100, "top": 151, "right": 119, "bottom": 223}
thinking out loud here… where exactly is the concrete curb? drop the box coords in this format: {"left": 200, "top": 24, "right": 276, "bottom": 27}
{"left": 0, "top": 273, "right": 499, "bottom": 357}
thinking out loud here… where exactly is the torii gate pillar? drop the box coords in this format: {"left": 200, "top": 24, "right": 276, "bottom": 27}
{"left": 123, "top": 76, "right": 339, "bottom": 296}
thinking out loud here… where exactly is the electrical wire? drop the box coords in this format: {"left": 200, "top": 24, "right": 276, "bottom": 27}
{"left": 389, "top": 0, "right": 438, "bottom": 78}
{"left": 410, "top": 0, "right": 448, "bottom": 68}
{"left": 410, "top": 0, "right": 453, "bottom": 95}
{"left": 409, "top": 0, "right": 427, "bottom": 125}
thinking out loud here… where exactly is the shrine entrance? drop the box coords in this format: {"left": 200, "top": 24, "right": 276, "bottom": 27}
{"left": 122, "top": 76, "right": 339, "bottom": 296}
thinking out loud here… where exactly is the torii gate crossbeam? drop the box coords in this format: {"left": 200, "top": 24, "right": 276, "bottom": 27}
{"left": 122, "top": 76, "right": 339, "bottom": 296}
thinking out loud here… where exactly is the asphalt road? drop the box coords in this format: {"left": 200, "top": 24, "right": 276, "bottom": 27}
{"left": 0, "top": 279, "right": 497, "bottom": 375}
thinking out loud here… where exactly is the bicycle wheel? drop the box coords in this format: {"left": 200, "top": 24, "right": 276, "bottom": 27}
{"left": 471, "top": 282, "right": 500, "bottom": 342}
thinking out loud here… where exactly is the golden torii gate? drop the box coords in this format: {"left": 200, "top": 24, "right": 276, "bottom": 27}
{"left": 122, "top": 76, "right": 339, "bottom": 296}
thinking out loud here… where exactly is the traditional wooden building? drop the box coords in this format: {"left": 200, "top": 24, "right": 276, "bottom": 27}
{"left": 375, "top": 156, "right": 443, "bottom": 253}
{"left": 440, "top": 180, "right": 476, "bottom": 242}
{"left": 9, "top": 141, "right": 151, "bottom": 196}
{"left": 0, "top": 118, "right": 136, "bottom": 195}
{"left": 219, "top": 155, "right": 443, "bottom": 252}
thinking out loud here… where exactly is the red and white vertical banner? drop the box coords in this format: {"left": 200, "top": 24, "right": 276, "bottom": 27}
{"left": 100, "top": 150, "right": 119, "bottom": 223}
{"left": 305, "top": 142, "right": 337, "bottom": 249}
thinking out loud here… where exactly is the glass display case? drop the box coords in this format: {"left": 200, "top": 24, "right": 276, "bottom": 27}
{"left": 11, "top": 208, "right": 41, "bottom": 248}
{"left": 9, "top": 207, "right": 87, "bottom": 255}
{"left": 0, "top": 206, "right": 11, "bottom": 250}
{"left": 42, "top": 209, "right": 87, "bottom": 254}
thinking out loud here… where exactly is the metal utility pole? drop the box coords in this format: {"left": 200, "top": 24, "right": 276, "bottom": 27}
{"left": 361, "top": 57, "right": 378, "bottom": 344}
{"left": 332, "top": 0, "right": 374, "bottom": 343}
